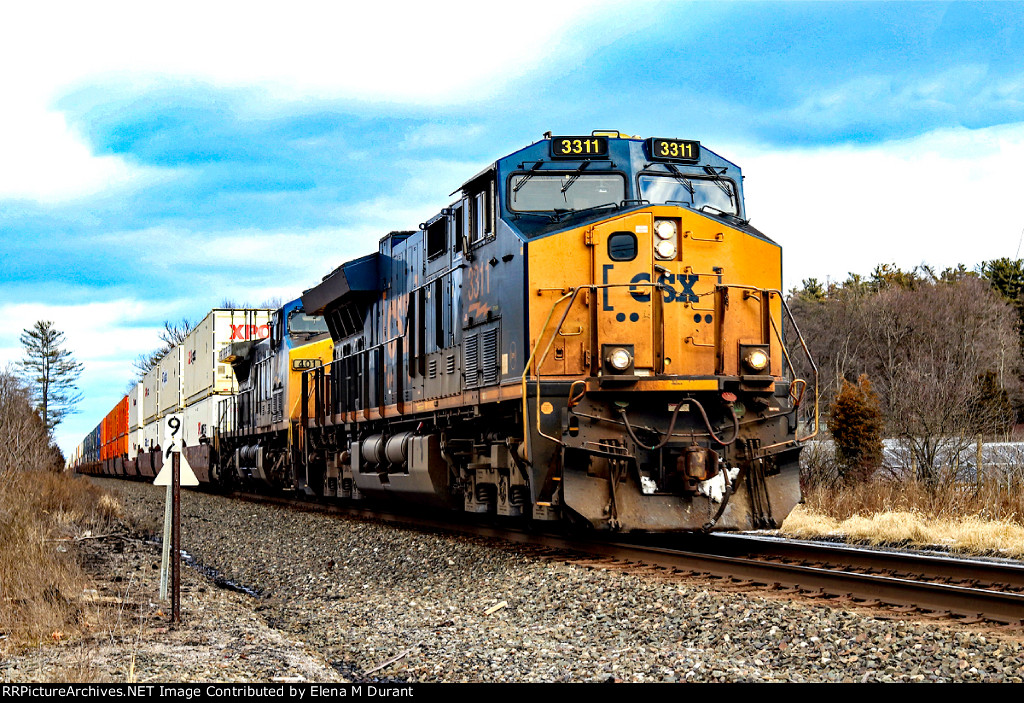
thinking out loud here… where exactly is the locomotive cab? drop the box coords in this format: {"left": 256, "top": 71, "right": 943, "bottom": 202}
{"left": 516, "top": 134, "right": 815, "bottom": 530}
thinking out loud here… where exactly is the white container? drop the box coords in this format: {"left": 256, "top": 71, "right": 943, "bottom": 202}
{"left": 142, "top": 366, "right": 160, "bottom": 423}
{"left": 157, "top": 346, "right": 184, "bottom": 417}
{"left": 142, "top": 420, "right": 160, "bottom": 452}
{"left": 183, "top": 395, "right": 220, "bottom": 446}
{"left": 183, "top": 309, "right": 272, "bottom": 404}
{"left": 128, "top": 426, "right": 142, "bottom": 460}
{"left": 127, "top": 382, "right": 142, "bottom": 459}
{"left": 127, "top": 383, "right": 142, "bottom": 431}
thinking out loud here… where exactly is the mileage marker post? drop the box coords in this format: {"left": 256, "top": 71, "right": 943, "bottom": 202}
{"left": 153, "top": 414, "right": 199, "bottom": 624}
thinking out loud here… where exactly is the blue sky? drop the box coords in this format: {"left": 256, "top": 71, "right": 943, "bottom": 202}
{"left": 3, "top": 1, "right": 1024, "bottom": 453}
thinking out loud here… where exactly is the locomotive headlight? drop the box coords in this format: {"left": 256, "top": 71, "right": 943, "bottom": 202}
{"left": 744, "top": 348, "right": 769, "bottom": 372}
{"left": 608, "top": 347, "right": 633, "bottom": 371}
{"left": 654, "top": 219, "right": 677, "bottom": 240}
{"left": 654, "top": 239, "right": 677, "bottom": 260}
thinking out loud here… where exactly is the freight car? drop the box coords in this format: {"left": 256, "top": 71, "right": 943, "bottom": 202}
{"left": 75, "top": 131, "right": 817, "bottom": 533}
{"left": 296, "top": 131, "right": 817, "bottom": 531}
{"left": 74, "top": 308, "right": 275, "bottom": 480}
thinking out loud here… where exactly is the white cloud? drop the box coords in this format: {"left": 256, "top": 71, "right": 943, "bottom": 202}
{"left": 737, "top": 122, "right": 1024, "bottom": 290}
{"left": 0, "top": 106, "right": 174, "bottom": 202}
{"left": 0, "top": 1, "right": 617, "bottom": 203}
{"left": 0, "top": 299, "right": 159, "bottom": 365}
{"left": 0, "top": 298, "right": 178, "bottom": 453}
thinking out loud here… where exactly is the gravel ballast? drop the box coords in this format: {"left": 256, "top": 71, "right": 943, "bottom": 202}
{"left": 96, "top": 479, "right": 1024, "bottom": 683}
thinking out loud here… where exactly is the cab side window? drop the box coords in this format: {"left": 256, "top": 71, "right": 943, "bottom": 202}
{"left": 452, "top": 202, "right": 466, "bottom": 254}
{"left": 426, "top": 218, "right": 446, "bottom": 260}
{"left": 469, "top": 180, "right": 494, "bottom": 245}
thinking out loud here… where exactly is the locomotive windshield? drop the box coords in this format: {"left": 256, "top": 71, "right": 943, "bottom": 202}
{"left": 287, "top": 310, "right": 328, "bottom": 335}
{"left": 638, "top": 175, "right": 739, "bottom": 215}
{"left": 509, "top": 174, "right": 625, "bottom": 213}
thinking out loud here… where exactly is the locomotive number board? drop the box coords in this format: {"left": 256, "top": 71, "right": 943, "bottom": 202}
{"left": 647, "top": 138, "right": 700, "bottom": 162}
{"left": 550, "top": 136, "right": 609, "bottom": 158}
{"left": 292, "top": 358, "right": 318, "bottom": 370}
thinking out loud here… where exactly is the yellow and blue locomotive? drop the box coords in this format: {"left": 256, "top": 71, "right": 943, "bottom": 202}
{"left": 216, "top": 298, "right": 332, "bottom": 489}
{"left": 298, "top": 131, "right": 816, "bottom": 532}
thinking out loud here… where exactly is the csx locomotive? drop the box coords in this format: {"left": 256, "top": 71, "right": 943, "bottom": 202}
{"left": 74, "top": 131, "right": 817, "bottom": 532}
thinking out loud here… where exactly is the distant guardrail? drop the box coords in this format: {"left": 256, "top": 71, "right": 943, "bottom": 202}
{"left": 801, "top": 438, "right": 1024, "bottom": 483}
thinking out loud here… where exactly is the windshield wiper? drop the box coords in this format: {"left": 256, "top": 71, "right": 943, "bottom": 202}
{"left": 549, "top": 201, "right": 619, "bottom": 223}
{"left": 698, "top": 204, "right": 747, "bottom": 224}
{"left": 511, "top": 211, "right": 558, "bottom": 221}
{"left": 665, "top": 164, "right": 695, "bottom": 196}
{"left": 702, "top": 165, "right": 734, "bottom": 200}
{"left": 560, "top": 161, "right": 591, "bottom": 197}
{"left": 512, "top": 161, "right": 544, "bottom": 195}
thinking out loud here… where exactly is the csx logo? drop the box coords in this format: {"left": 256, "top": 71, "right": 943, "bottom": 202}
{"left": 628, "top": 272, "right": 699, "bottom": 304}
{"left": 230, "top": 324, "right": 271, "bottom": 340}
{"left": 601, "top": 265, "right": 701, "bottom": 311}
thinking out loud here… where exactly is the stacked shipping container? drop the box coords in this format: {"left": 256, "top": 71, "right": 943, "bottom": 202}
{"left": 73, "top": 308, "right": 272, "bottom": 477}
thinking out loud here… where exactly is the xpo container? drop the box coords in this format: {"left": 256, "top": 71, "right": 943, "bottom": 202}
{"left": 157, "top": 345, "right": 184, "bottom": 418}
{"left": 183, "top": 309, "right": 272, "bottom": 405}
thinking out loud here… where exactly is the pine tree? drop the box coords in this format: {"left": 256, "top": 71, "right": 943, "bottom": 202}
{"left": 18, "top": 321, "right": 83, "bottom": 433}
{"left": 828, "top": 374, "right": 884, "bottom": 484}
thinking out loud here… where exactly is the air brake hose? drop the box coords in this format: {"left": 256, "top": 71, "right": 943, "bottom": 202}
{"left": 616, "top": 397, "right": 688, "bottom": 451}
{"left": 701, "top": 463, "right": 734, "bottom": 532}
{"left": 689, "top": 399, "right": 740, "bottom": 447}
{"left": 617, "top": 399, "right": 739, "bottom": 451}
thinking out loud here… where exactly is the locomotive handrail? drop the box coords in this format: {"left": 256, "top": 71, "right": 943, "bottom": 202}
{"left": 745, "top": 287, "right": 818, "bottom": 448}
{"left": 522, "top": 282, "right": 820, "bottom": 460}
{"left": 520, "top": 282, "right": 667, "bottom": 457}
{"left": 768, "top": 288, "right": 820, "bottom": 444}
{"left": 520, "top": 289, "right": 575, "bottom": 457}
{"left": 707, "top": 284, "right": 819, "bottom": 449}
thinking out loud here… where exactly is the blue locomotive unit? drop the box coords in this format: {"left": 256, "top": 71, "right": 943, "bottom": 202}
{"left": 217, "top": 298, "right": 333, "bottom": 488}
{"left": 296, "top": 131, "right": 817, "bottom": 532}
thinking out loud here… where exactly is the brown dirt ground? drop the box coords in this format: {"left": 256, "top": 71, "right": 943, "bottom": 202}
{"left": 0, "top": 529, "right": 346, "bottom": 683}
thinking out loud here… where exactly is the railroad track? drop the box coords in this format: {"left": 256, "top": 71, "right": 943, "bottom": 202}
{"left": 230, "top": 491, "right": 1024, "bottom": 628}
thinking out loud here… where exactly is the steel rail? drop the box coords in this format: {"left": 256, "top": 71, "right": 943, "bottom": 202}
{"left": 225, "top": 489, "right": 1024, "bottom": 625}
{"left": 689, "top": 533, "right": 1024, "bottom": 591}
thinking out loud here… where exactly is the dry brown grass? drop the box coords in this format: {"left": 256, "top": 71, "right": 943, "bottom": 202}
{"left": 783, "top": 478, "right": 1024, "bottom": 556}
{"left": 0, "top": 469, "right": 123, "bottom": 649}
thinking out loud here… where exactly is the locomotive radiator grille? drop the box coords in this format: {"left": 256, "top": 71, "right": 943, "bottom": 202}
{"left": 464, "top": 334, "right": 479, "bottom": 388}
{"left": 481, "top": 328, "right": 499, "bottom": 385}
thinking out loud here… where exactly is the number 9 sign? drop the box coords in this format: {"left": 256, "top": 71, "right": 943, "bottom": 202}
{"left": 164, "top": 414, "right": 183, "bottom": 454}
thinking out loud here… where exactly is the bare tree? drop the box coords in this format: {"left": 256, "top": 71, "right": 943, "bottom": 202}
{"left": 133, "top": 318, "right": 196, "bottom": 379}
{"left": 866, "top": 278, "right": 1020, "bottom": 485}
{"left": 0, "top": 369, "right": 62, "bottom": 473}
{"left": 789, "top": 269, "right": 1021, "bottom": 488}
{"left": 220, "top": 298, "right": 281, "bottom": 310}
